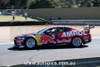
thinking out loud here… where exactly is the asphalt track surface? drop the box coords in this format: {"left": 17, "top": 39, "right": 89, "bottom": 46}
{"left": 0, "top": 38, "right": 100, "bottom": 66}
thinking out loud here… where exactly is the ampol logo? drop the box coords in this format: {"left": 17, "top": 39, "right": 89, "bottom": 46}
{"left": 62, "top": 31, "right": 87, "bottom": 37}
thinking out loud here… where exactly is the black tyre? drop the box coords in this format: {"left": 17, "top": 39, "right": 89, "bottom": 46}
{"left": 71, "top": 37, "right": 82, "bottom": 47}
{"left": 25, "top": 38, "right": 36, "bottom": 48}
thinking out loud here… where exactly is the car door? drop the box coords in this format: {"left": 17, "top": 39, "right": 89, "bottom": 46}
{"left": 39, "top": 28, "right": 57, "bottom": 44}
{"left": 56, "top": 27, "right": 71, "bottom": 44}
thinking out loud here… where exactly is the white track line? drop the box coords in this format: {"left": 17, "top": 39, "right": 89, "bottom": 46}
{"left": 0, "top": 42, "right": 13, "bottom": 45}
{"left": 92, "top": 36, "right": 100, "bottom": 39}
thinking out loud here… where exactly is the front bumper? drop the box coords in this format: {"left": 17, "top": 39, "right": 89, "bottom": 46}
{"left": 14, "top": 39, "right": 25, "bottom": 48}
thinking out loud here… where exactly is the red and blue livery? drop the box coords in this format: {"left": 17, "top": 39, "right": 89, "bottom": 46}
{"left": 14, "top": 25, "right": 94, "bottom": 48}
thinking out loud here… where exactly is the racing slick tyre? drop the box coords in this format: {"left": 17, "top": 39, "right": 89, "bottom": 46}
{"left": 25, "top": 38, "right": 36, "bottom": 48}
{"left": 71, "top": 37, "right": 82, "bottom": 47}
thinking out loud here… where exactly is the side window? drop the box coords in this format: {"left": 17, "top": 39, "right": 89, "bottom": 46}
{"left": 56, "top": 27, "right": 71, "bottom": 32}
{"left": 56, "top": 28, "right": 65, "bottom": 32}
{"left": 50, "top": 28, "right": 57, "bottom": 33}
{"left": 45, "top": 28, "right": 57, "bottom": 34}
{"left": 64, "top": 27, "right": 71, "bottom": 31}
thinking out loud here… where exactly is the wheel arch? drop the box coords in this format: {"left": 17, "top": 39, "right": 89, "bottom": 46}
{"left": 71, "top": 36, "right": 83, "bottom": 43}
{"left": 71, "top": 36, "right": 83, "bottom": 47}
{"left": 24, "top": 37, "right": 37, "bottom": 46}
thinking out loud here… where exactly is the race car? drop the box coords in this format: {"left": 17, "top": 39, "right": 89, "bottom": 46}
{"left": 14, "top": 25, "right": 94, "bottom": 48}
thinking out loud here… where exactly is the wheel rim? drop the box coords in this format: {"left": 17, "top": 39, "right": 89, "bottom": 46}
{"left": 26, "top": 38, "right": 35, "bottom": 48}
{"left": 72, "top": 37, "right": 82, "bottom": 47}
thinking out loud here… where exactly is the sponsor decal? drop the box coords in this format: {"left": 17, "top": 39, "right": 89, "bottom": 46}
{"left": 62, "top": 31, "right": 87, "bottom": 37}
{"left": 39, "top": 35, "right": 56, "bottom": 44}
{"left": 39, "top": 35, "right": 71, "bottom": 44}
{"left": 57, "top": 39, "right": 71, "bottom": 43}
{"left": 16, "top": 39, "right": 24, "bottom": 44}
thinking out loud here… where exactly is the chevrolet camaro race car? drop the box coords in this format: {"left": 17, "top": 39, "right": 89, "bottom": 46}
{"left": 14, "top": 25, "right": 95, "bottom": 48}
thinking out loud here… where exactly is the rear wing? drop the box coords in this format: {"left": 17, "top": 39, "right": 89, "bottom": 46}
{"left": 83, "top": 25, "right": 95, "bottom": 33}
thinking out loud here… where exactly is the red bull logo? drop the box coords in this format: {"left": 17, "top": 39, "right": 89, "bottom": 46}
{"left": 39, "top": 35, "right": 56, "bottom": 44}
{"left": 39, "top": 34, "right": 72, "bottom": 44}
{"left": 57, "top": 39, "right": 71, "bottom": 43}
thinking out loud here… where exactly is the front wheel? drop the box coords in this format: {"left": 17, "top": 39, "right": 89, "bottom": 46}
{"left": 25, "top": 38, "right": 36, "bottom": 48}
{"left": 71, "top": 37, "right": 82, "bottom": 47}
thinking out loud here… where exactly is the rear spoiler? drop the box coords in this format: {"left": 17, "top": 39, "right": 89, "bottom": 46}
{"left": 83, "top": 25, "right": 95, "bottom": 33}
{"left": 84, "top": 25, "right": 95, "bottom": 29}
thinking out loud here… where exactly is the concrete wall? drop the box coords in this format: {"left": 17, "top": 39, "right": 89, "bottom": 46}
{"left": 23, "top": 7, "right": 100, "bottom": 20}
{"left": 0, "top": 7, "right": 100, "bottom": 20}
{"left": 52, "top": 20, "right": 100, "bottom": 26}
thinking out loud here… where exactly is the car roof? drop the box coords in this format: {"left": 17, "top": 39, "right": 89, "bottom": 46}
{"left": 47, "top": 26, "right": 72, "bottom": 29}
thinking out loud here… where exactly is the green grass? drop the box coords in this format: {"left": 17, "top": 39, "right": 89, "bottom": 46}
{"left": 0, "top": 15, "right": 38, "bottom": 21}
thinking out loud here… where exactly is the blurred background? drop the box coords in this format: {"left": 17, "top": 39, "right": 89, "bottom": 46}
{"left": 0, "top": 0, "right": 100, "bottom": 42}
{"left": 0, "top": 0, "right": 100, "bottom": 20}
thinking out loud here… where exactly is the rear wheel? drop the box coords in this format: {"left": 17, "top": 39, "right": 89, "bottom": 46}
{"left": 25, "top": 38, "right": 36, "bottom": 48}
{"left": 72, "top": 37, "right": 82, "bottom": 47}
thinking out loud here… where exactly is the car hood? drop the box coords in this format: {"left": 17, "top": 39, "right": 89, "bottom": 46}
{"left": 15, "top": 32, "right": 37, "bottom": 38}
